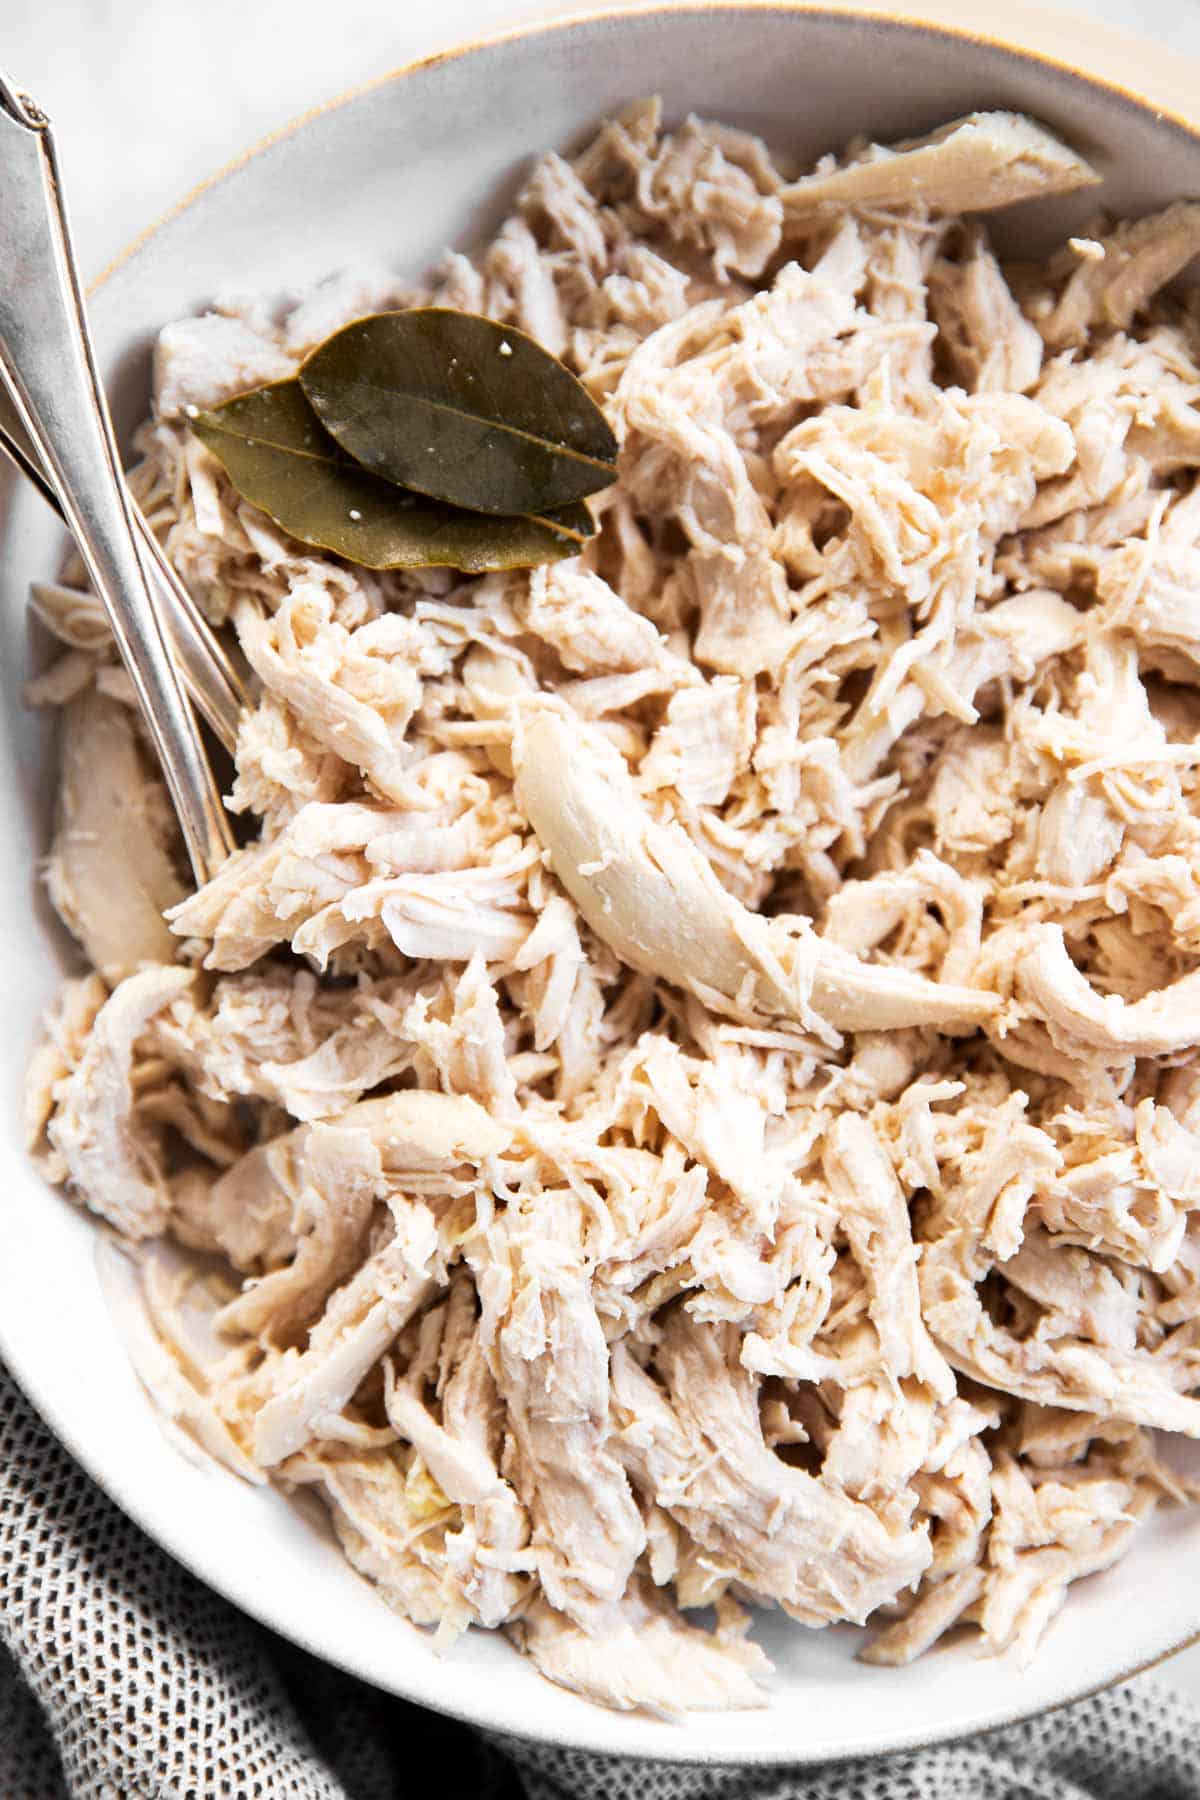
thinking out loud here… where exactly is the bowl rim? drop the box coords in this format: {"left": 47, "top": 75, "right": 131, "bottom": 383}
{"left": 91, "top": 0, "right": 1200, "bottom": 296}
{"left": 8, "top": 0, "right": 1200, "bottom": 1764}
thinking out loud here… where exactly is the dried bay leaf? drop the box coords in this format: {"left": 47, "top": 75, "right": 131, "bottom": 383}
{"left": 190, "top": 379, "right": 594, "bottom": 572}
{"left": 299, "top": 309, "right": 619, "bottom": 516}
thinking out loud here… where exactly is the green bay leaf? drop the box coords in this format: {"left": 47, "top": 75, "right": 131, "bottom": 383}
{"left": 298, "top": 309, "right": 619, "bottom": 517}
{"left": 189, "top": 379, "right": 594, "bottom": 573}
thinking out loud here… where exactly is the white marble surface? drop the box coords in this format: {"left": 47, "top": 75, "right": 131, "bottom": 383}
{"left": 4, "top": 0, "right": 1200, "bottom": 1713}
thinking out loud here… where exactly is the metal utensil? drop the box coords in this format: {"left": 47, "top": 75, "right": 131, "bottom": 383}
{"left": 0, "top": 383, "right": 248, "bottom": 752}
{"left": 0, "top": 71, "right": 234, "bottom": 882}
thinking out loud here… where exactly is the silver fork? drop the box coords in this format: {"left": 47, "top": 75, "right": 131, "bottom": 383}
{"left": 0, "top": 379, "right": 249, "bottom": 755}
{"left": 0, "top": 71, "right": 235, "bottom": 883}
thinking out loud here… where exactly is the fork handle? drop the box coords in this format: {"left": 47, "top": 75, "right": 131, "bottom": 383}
{"left": 0, "top": 76, "right": 233, "bottom": 884}
{"left": 0, "top": 379, "right": 250, "bottom": 752}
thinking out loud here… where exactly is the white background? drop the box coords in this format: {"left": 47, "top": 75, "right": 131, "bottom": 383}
{"left": 4, "top": 0, "right": 1200, "bottom": 1711}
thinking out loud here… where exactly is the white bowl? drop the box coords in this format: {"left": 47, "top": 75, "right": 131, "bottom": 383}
{"left": 3, "top": 2, "right": 1200, "bottom": 1765}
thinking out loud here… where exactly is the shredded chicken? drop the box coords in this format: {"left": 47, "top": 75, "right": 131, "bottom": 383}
{"left": 781, "top": 112, "right": 1099, "bottom": 223}
{"left": 28, "top": 101, "right": 1200, "bottom": 1718}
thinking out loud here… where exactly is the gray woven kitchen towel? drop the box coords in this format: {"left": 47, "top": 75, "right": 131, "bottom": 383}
{"left": 1, "top": 1359, "right": 1197, "bottom": 1800}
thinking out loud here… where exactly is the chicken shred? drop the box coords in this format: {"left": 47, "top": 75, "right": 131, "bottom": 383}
{"left": 27, "top": 101, "right": 1200, "bottom": 1717}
